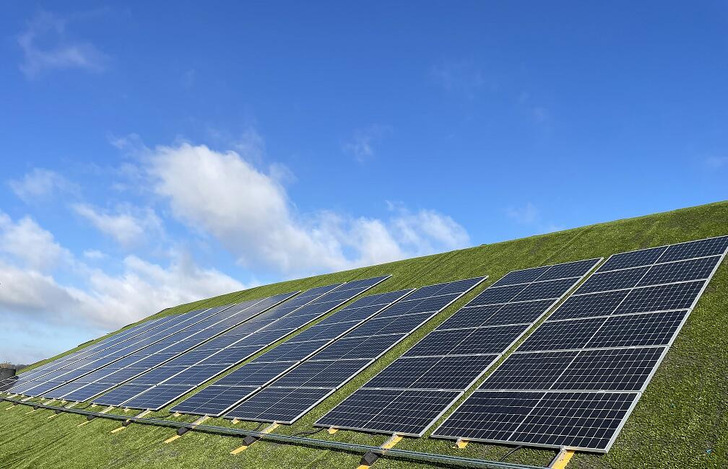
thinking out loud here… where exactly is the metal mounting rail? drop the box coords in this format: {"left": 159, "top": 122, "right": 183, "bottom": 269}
{"left": 2, "top": 397, "right": 547, "bottom": 469}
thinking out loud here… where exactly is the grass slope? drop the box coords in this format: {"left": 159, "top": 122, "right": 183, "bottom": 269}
{"left": 2, "top": 200, "right": 728, "bottom": 469}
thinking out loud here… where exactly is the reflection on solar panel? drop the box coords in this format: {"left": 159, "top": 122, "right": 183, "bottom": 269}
{"left": 224, "top": 277, "right": 486, "bottom": 424}
{"left": 93, "top": 276, "right": 390, "bottom": 410}
{"left": 7, "top": 304, "right": 243, "bottom": 396}
{"left": 316, "top": 258, "right": 600, "bottom": 436}
{"left": 434, "top": 235, "right": 728, "bottom": 452}
{"left": 32, "top": 295, "right": 295, "bottom": 401}
{"left": 171, "top": 288, "right": 412, "bottom": 416}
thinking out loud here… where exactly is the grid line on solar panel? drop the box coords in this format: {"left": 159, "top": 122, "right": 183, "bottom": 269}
{"left": 433, "top": 237, "right": 728, "bottom": 452}
{"left": 120, "top": 384, "right": 195, "bottom": 410}
{"left": 314, "top": 389, "right": 463, "bottom": 436}
{"left": 17, "top": 295, "right": 292, "bottom": 398}
{"left": 548, "top": 290, "right": 630, "bottom": 321}
{"left": 210, "top": 278, "right": 486, "bottom": 421}
{"left": 225, "top": 387, "right": 335, "bottom": 424}
{"left": 315, "top": 259, "right": 603, "bottom": 436}
{"left": 614, "top": 281, "right": 704, "bottom": 315}
{"left": 149, "top": 277, "right": 390, "bottom": 413}
{"left": 10, "top": 304, "right": 233, "bottom": 395}
{"left": 637, "top": 256, "right": 721, "bottom": 287}
{"left": 655, "top": 235, "right": 728, "bottom": 263}
{"left": 84, "top": 289, "right": 326, "bottom": 406}
{"left": 432, "top": 391, "right": 638, "bottom": 452}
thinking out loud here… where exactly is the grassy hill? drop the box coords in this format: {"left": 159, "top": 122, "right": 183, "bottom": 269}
{"left": 2, "top": 200, "right": 727, "bottom": 469}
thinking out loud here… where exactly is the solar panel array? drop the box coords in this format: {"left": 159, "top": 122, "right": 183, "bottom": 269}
{"left": 316, "top": 259, "right": 601, "bottom": 436}
{"left": 224, "top": 277, "right": 487, "bottom": 424}
{"left": 434, "top": 235, "right": 728, "bottom": 452}
{"left": 171, "top": 289, "right": 413, "bottom": 417}
{"left": 40, "top": 293, "right": 298, "bottom": 402}
{"left": 92, "top": 276, "right": 390, "bottom": 410}
{"left": 1, "top": 315, "right": 170, "bottom": 391}
{"left": 7, "top": 303, "right": 249, "bottom": 396}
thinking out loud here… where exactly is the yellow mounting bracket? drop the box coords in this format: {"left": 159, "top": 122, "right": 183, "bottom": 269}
{"left": 112, "top": 410, "right": 151, "bottom": 433}
{"left": 164, "top": 415, "right": 210, "bottom": 444}
{"left": 550, "top": 448, "right": 575, "bottom": 469}
{"left": 230, "top": 423, "right": 279, "bottom": 455}
{"left": 357, "top": 434, "right": 403, "bottom": 469}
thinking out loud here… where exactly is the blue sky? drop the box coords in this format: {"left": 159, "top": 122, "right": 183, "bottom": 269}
{"left": 1, "top": 2, "right": 726, "bottom": 363}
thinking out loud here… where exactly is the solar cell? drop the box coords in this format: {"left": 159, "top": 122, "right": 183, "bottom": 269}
{"left": 657, "top": 235, "right": 728, "bottom": 263}
{"left": 552, "top": 347, "right": 664, "bottom": 391}
{"left": 614, "top": 282, "right": 703, "bottom": 315}
{"left": 480, "top": 300, "right": 555, "bottom": 326}
{"left": 433, "top": 391, "right": 543, "bottom": 441}
{"left": 374, "top": 294, "right": 461, "bottom": 319}
{"left": 518, "top": 317, "right": 606, "bottom": 352}
{"left": 448, "top": 325, "right": 527, "bottom": 355}
{"left": 170, "top": 386, "right": 259, "bottom": 416}
{"left": 316, "top": 389, "right": 461, "bottom": 436}
{"left": 252, "top": 339, "right": 331, "bottom": 363}
{"left": 309, "top": 334, "right": 406, "bottom": 361}
{"left": 438, "top": 304, "right": 503, "bottom": 330}
{"left": 213, "top": 362, "right": 296, "bottom": 387}
{"left": 161, "top": 364, "right": 230, "bottom": 386}
{"left": 225, "top": 387, "right": 333, "bottom": 423}
{"left": 638, "top": 256, "right": 719, "bottom": 286}
{"left": 509, "top": 392, "right": 637, "bottom": 451}
{"left": 537, "top": 259, "right": 603, "bottom": 280}
{"left": 599, "top": 246, "right": 667, "bottom": 272}
{"left": 271, "top": 359, "right": 370, "bottom": 388}
{"left": 468, "top": 285, "right": 528, "bottom": 307}
{"left": 93, "top": 384, "right": 152, "bottom": 406}
{"left": 512, "top": 278, "right": 581, "bottom": 302}
{"left": 548, "top": 290, "right": 629, "bottom": 321}
{"left": 120, "top": 384, "right": 195, "bottom": 410}
{"left": 585, "top": 310, "right": 687, "bottom": 348}
{"left": 402, "top": 329, "right": 474, "bottom": 357}
{"left": 578, "top": 267, "right": 649, "bottom": 294}
{"left": 479, "top": 352, "right": 577, "bottom": 390}
{"left": 490, "top": 266, "right": 551, "bottom": 287}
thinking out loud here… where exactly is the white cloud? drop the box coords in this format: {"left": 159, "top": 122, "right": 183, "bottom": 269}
{"left": 342, "top": 125, "right": 392, "bottom": 162}
{"left": 8, "top": 168, "right": 79, "bottom": 203}
{"left": 431, "top": 60, "right": 485, "bottom": 98}
{"left": 0, "top": 212, "right": 72, "bottom": 271}
{"left": 73, "top": 203, "right": 163, "bottom": 248}
{"left": 146, "top": 142, "right": 470, "bottom": 275}
{"left": 705, "top": 156, "right": 728, "bottom": 169}
{"left": 506, "top": 202, "right": 540, "bottom": 225}
{"left": 18, "top": 10, "right": 108, "bottom": 78}
{"left": 83, "top": 249, "right": 106, "bottom": 260}
{"left": 78, "top": 252, "right": 244, "bottom": 328}
{"left": 506, "top": 202, "right": 564, "bottom": 234}
{"left": 0, "top": 213, "right": 243, "bottom": 343}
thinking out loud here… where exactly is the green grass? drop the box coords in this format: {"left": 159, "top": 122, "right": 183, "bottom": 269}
{"left": 2, "top": 200, "right": 728, "bottom": 469}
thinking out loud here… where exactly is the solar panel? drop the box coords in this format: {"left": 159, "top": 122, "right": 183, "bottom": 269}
{"left": 222, "top": 277, "right": 487, "bottom": 423}
{"left": 316, "top": 389, "right": 462, "bottom": 437}
{"left": 38, "top": 292, "right": 297, "bottom": 402}
{"left": 316, "top": 258, "right": 601, "bottom": 436}
{"left": 434, "top": 235, "right": 728, "bottom": 452}
{"left": 170, "top": 288, "right": 413, "bottom": 416}
{"left": 8, "top": 306, "right": 225, "bottom": 396}
{"left": 224, "top": 387, "right": 334, "bottom": 423}
{"left": 108, "top": 276, "right": 389, "bottom": 411}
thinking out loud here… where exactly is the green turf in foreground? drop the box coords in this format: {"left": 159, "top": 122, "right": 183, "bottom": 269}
{"left": 2, "top": 200, "right": 728, "bottom": 468}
